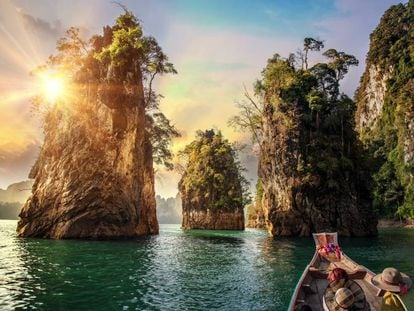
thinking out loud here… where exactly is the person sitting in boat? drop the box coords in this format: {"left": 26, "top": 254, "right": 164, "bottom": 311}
{"left": 328, "top": 268, "right": 349, "bottom": 283}
{"left": 324, "top": 287, "right": 367, "bottom": 311}
{"left": 371, "top": 267, "right": 412, "bottom": 295}
{"left": 324, "top": 268, "right": 368, "bottom": 310}
{"left": 371, "top": 267, "right": 412, "bottom": 311}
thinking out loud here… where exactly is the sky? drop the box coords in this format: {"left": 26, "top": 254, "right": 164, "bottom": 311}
{"left": 0, "top": 0, "right": 403, "bottom": 197}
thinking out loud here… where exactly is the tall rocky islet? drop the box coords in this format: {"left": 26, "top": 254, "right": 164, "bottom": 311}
{"left": 17, "top": 12, "right": 178, "bottom": 238}
{"left": 234, "top": 43, "right": 378, "bottom": 236}
{"left": 355, "top": 1, "right": 414, "bottom": 219}
{"left": 179, "top": 130, "right": 248, "bottom": 230}
{"left": 245, "top": 2, "right": 414, "bottom": 235}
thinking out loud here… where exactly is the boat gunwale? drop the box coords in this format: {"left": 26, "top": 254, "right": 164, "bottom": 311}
{"left": 288, "top": 244, "right": 320, "bottom": 310}
{"left": 289, "top": 232, "right": 380, "bottom": 311}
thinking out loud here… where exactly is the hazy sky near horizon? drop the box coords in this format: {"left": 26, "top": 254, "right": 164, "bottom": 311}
{"left": 0, "top": 0, "right": 402, "bottom": 197}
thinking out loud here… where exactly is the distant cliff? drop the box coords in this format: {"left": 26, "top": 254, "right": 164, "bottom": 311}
{"left": 179, "top": 130, "right": 248, "bottom": 230}
{"left": 0, "top": 180, "right": 33, "bottom": 204}
{"left": 355, "top": 1, "right": 414, "bottom": 218}
{"left": 246, "top": 179, "right": 266, "bottom": 229}
{"left": 0, "top": 180, "right": 33, "bottom": 220}
{"left": 0, "top": 202, "right": 22, "bottom": 220}
{"left": 156, "top": 194, "right": 181, "bottom": 224}
{"left": 245, "top": 203, "right": 265, "bottom": 229}
{"left": 17, "top": 11, "right": 176, "bottom": 238}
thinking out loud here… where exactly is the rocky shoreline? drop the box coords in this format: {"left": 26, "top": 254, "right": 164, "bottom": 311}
{"left": 377, "top": 219, "right": 414, "bottom": 229}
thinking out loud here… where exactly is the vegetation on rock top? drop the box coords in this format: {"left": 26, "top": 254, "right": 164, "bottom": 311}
{"left": 355, "top": 0, "right": 414, "bottom": 218}
{"left": 35, "top": 8, "right": 180, "bottom": 169}
{"left": 178, "top": 129, "right": 251, "bottom": 212}
{"left": 231, "top": 36, "right": 376, "bottom": 236}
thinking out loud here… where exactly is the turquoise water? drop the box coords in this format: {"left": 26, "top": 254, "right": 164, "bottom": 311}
{"left": 0, "top": 220, "right": 413, "bottom": 310}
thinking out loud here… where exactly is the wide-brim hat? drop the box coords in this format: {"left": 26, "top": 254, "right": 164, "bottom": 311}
{"left": 324, "top": 279, "right": 366, "bottom": 311}
{"left": 372, "top": 267, "right": 412, "bottom": 293}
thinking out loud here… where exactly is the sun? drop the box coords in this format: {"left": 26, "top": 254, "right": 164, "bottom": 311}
{"left": 42, "top": 76, "right": 64, "bottom": 103}
{"left": 38, "top": 73, "right": 67, "bottom": 104}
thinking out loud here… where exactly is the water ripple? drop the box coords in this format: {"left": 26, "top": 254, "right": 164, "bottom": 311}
{"left": 0, "top": 220, "right": 414, "bottom": 310}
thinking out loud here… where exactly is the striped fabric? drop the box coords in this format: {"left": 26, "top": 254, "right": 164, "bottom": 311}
{"left": 324, "top": 279, "right": 367, "bottom": 310}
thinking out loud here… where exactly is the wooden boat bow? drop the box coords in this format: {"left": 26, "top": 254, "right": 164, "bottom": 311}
{"left": 288, "top": 232, "right": 408, "bottom": 311}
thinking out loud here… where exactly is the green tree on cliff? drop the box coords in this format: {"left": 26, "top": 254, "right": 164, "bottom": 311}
{"left": 258, "top": 43, "right": 362, "bottom": 186}
{"left": 303, "top": 37, "right": 324, "bottom": 70}
{"left": 232, "top": 37, "right": 362, "bottom": 171}
{"left": 355, "top": 1, "right": 414, "bottom": 218}
{"left": 34, "top": 8, "right": 180, "bottom": 169}
{"left": 231, "top": 38, "right": 377, "bottom": 235}
{"left": 178, "top": 130, "right": 251, "bottom": 211}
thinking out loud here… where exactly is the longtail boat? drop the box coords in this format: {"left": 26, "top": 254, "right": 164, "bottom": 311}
{"left": 288, "top": 232, "right": 408, "bottom": 311}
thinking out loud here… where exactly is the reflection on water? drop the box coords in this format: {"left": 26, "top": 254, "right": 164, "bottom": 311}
{"left": 1, "top": 220, "right": 414, "bottom": 310}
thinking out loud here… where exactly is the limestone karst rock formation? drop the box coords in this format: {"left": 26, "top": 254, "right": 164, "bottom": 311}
{"left": 179, "top": 130, "right": 246, "bottom": 230}
{"left": 16, "top": 12, "right": 176, "bottom": 239}
{"left": 255, "top": 52, "right": 377, "bottom": 237}
{"left": 245, "top": 203, "right": 266, "bottom": 229}
{"left": 355, "top": 1, "right": 414, "bottom": 218}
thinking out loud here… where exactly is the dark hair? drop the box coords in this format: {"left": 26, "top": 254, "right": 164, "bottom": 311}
{"left": 328, "top": 267, "right": 348, "bottom": 282}
{"left": 299, "top": 305, "right": 312, "bottom": 311}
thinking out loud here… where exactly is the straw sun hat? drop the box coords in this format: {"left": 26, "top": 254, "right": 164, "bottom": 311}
{"left": 334, "top": 288, "right": 355, "bottom": 309}
{"left": 371, "top": 267, "right": 412, "bottom": 293}
{"left": 324, "top": 279, "right": 366, "bottom": 311}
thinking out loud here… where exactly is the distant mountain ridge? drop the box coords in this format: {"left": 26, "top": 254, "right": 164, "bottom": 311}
{"left": 156, "top": 194, "right": 182, "bottom": 224}
{"left": 0, "top": 180, "right": 33, "bottom": 219}
{"left": 0, "top": 180, "right": 33, "bottom": 203}
{"left": 0, "top": 180, "right": 182, "bottom": 223}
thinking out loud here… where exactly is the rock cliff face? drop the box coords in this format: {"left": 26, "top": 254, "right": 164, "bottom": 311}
{"left": 245, "top": 204, "right": 266, "bottom": 229}
{"left": 355, "top": 1, "right": 414, "bottom": 217}
{"left": 245, "top": 180, "right": 266, "bottom": 229}
{"left": 254, "top": 52, "right": 377, "bottom": 237}
{"left": 179, "top": 130, "right": 246, "bottom": 230}
{"left": 17, "top": 73, "right": 158, "bottom": 239}
{"left": 181, "top": 209, "right": 244, "bottom": 230}
{"left": 17, "top": 14, "right": 160, "bottom": 239}
{"left": 259, "top": 104, "right": 376, "bottom": 236}
{"left": 355, "top": 65, "right": 392, "bottom": 136}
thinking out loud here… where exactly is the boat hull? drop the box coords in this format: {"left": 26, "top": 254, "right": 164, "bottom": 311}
{"left": 288, "top": 233, "right": 407, "bottom": 311}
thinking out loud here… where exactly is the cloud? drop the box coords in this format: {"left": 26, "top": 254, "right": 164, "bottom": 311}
{"left": 314, "top": 0, "right": 400, "bottom": 96}
{"left": 16, "top": 8, "right": 63, "bottom": 39}
{"left": 152, "top": 23, "right": 300, "bottom": 196}
{"left": 0, "top": 84, "right": 41, "bottom": 189}
{"left": 0, "top": 139, "right": 40, "bottom": 189}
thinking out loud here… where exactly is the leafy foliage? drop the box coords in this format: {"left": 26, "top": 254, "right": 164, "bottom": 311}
{"left": 179, "top": 130, "right": 251, "bottom": 211}
{"left": 34, "top": 8, "right": 179, "bottom": 169}
{"left": 356, "top": 1, "right": 414, "bottom": 218}
{"left": 303, "top": 37, "right": 324, "bottom": 70}
{"left": 233, "top": 37, "right": 374, "bottom": 221}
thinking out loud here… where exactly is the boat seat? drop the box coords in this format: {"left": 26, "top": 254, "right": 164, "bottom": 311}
{"left": 348, "top": 268, "right": 367, "bottom": 279}
{"left": 309, "top": 266, "right": 328, "bottom": 279}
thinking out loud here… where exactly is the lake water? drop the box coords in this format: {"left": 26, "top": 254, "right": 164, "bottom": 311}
{"left": 1, "top": 220, "right": 413, "bottom": 310}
